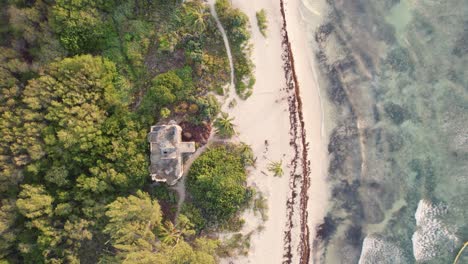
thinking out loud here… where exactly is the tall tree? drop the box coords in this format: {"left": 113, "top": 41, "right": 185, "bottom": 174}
{"left": 104, "top": 191, "right": 162, "bottom": 260}
{"left": 0, "top": 199, "right": 17, "bottom": 259}
{"left": 51, "top": 0, "right": 106, "bottom": 54}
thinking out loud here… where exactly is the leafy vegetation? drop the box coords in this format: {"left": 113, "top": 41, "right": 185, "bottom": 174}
{"left": 256, "top": 9, "right": 268, "bottom": 37}
{"left": 214, "top": 112, "right": 236, "bottom": 138}
{"left": 103, "top": 191, "right": 217, "bottom": 264}
{"left": 187, "top": 145, "right": 252, "bottom": 224}
{"left": 252, "top": 191, "right": 268, "bottom": 221}
{"left": 216, "top": 232, "right": 253, "bottom": 257}
{"left": 0, "top": 1, "right": 249, "bottom": 263}
{"left": 215, "top": 0, "right": 255, "bottom": 98}
{"left": 267, "top": 160, "right": 284, "bottom": 177}
{"left": 0, "top": 0, "right": 256, "bottom": 262}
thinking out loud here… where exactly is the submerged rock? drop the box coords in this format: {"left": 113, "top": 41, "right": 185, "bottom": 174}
{"left": 383, "top": 102, "right": 410, "bottom": 125}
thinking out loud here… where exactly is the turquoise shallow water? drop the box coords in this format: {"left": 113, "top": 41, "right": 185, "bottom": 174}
{"left": 304, "top": 0, "right": 468, "bottom": 262}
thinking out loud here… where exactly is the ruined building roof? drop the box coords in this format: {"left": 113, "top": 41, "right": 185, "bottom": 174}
{"left": 148, "top": 121, "right": 195, "bottom": 185}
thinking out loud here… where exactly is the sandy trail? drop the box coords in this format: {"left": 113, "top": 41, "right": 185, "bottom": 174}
{"left": 207, "top": 0, "right": 240, "bottom": 110}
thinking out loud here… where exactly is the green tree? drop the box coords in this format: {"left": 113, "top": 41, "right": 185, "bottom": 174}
{"left": 156, "top": 239, "right": 217, "bottom": 264}
{"left": 2, "top": 55, "right": 149, "bottom": 262}
{"left": 104, "top": 191, "right": 162, "bottom": 259}
{"left": 0, "top": 199, "right": 16, "bottom": 259}
{"left": 16, "top": 185, "right": 53, "bottom": 221}
{"left": 52, "top": 0, "right": 106, "bottom": 54}
{"left": 159, "top": 221, "right": 182, "bottom": 245}
{"left": 104, "top": 192, "right": 217, "bottom": 263}
{"left": 185, "top": 1, "right": 209, "bottom": 33}
{"left": 159, "top": 214, "right": 195, "bottom": 246}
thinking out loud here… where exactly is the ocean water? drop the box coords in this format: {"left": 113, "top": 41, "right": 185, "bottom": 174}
{"left": 300, "top": 0, "right": 468, "bottom": 263}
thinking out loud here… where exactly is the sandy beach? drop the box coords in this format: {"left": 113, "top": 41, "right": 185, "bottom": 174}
{"left": 220, "top": 0, "right": 329, "bottom": 262}
{"left": 284, "top": 0, "right": 329, "bottom": 251}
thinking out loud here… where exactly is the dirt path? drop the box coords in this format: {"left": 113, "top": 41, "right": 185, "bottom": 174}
{"left": 208, "top": 0, "right": 235, "bottom": 91}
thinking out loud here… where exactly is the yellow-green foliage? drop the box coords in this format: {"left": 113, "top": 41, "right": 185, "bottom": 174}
{"left": 0, "top": 0, "right": 248, "bottom": 261}
{"left": 256, "top": 9, "right": 268, "bottom": 37}
{"left": 267, "top": 160, "right": 284, "bottom": 177}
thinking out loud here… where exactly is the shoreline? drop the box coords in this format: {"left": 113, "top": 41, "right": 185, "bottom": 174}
{"left": 284, "top": 0, "right": 330, "bottom": 260}
{"left": 278, "top": 0, "right": 313, "bottom": 261}
{"left": 222, "top": 0, "right": 329, "bottom": 262}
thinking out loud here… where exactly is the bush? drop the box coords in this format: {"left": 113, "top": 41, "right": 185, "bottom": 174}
{"left": 160, "top": 107, "right": 171, "bottom": 118}
{"left": 181, "top": 203, "right": 206, "bottom": 232}
{"left": 187, "top": 145, "right": 250, "bottom": 223}
{"left": 215, "top": 0, "right": 255, "bottom": 99}
{"left": 52, "top": 1, "right": 106, "bottom": 54}
{"left": 256, "top": 9, "right": 268, "bottom": 37}
{"left": 267, "top": 160, "right": 283, "bottom": 177}
{"left": 188, "top": 95, "right": 220, "bottom": 123}
{"left": 139, "top": 67, "right": 195, "bottom": 120}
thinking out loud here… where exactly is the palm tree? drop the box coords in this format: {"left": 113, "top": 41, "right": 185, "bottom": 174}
{"left": 214, "top": 112, "right": 235, "bottom": 138}
{"left": 267, "top": 160, "right": 283, "bottom": 177}
{"left": 159, "top": 221, "right": 182, "bottom": 246}
{"left": 159, "top": 215, "right": 195, "bottom": 246}
{"left": 181, "top": 2, "right": 208, "bottom": 35}
{"left": 189, "top": 5, "right": 208, "bottom": 33}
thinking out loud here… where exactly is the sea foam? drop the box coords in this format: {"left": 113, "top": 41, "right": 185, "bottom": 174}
{"left": 412, "top": 199, "right": 459, "bottom": 262}
{"left": 358, "top": 236, "right": 407, "bottom": 264}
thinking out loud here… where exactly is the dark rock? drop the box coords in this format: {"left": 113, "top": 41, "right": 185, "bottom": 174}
{"left": 384, "top": 102, "right": 409, "bottom": 125}
{"left": 385, "top": 47, "right": 413, "bottom": 73}
{"left": 315, "top": 23, "right": 334, "bottom": 43}
{"left": 345, "top": 225, "right": 364, "bottom": 246}
{"left": 316, "top": 216, "right": 337, "bottom": 241}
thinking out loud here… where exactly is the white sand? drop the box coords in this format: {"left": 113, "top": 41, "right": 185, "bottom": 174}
{"left": 221, "top": 0, "right": 330, "bottom": 262}
{"left": 224, "top": 0, "right": 292, "bottom": 262}
{"left": 284, "top": 0, "right": 330, "bottom": 249}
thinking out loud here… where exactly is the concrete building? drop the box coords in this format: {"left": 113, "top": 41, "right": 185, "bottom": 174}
{"left": 148, "top": 121, "right": 195, "bottom": 185}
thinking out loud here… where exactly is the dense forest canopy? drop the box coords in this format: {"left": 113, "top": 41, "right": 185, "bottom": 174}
{"left": 0, "top": 0, "right": 254, "bottom": 263}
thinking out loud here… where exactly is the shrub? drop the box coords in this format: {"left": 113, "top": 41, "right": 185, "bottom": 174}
{"left": 267, "top": 160, "right": 284, "bottom": 177}
{"left": 160, "top": 107, "right": 171, "bottom": 118}
{"left": 181, "top": 203, "right": 206, "bottom": 233}
{"left": 256, "top": 9, "right": 268, "bottom": 37}
{"left": 215, "top": 0, "right": 255, "bottom": 99}
{"left": 52, "top": 1, "right": 106, "bottom": 54}
{"left": 187, "top": 145, "right": 249, "bottom": 223}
